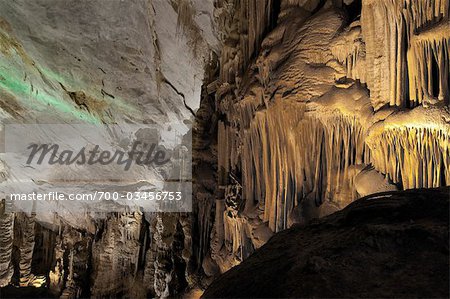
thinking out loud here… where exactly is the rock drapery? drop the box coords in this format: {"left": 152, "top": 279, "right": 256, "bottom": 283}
{"left": 205, "top": 0, "right": 450, "bottom": 276}
{"left": 0, "top": 0, "right": 449, "bottom": 297}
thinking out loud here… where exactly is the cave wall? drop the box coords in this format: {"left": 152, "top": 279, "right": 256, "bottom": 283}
{"left": 0, "top": 0, "right": 449, "bottom": 297}
{"left": 0, "top": 0, "right": 218, "bottom": 296}
{"left": 203, "top": 0, "right": 450, "bottom": 276}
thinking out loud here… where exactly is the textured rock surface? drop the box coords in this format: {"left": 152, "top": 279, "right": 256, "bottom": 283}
{"left": 0, "top": 1, "right": 217, "bottom": 294}
{"left": 0, "top": 201, "right": 14, "bottom": 287}
{"left": 361, "top": 0, "right": 449, "bottom": 108}
{"left": 0, "top": 0, "right": 217, "bottom": 229}
{"left": 203, "top": 187, "right": 450, "bottom": 298}
{"left": 0, "top": 0, "right": 449, "bottom": 297}
{"left": 208, "top": 0, "right": 450, "bottom": 276}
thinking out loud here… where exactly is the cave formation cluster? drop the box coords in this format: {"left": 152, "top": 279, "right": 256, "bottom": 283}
{"left": 0, "top": 0, "right": 449, "bottom": 298}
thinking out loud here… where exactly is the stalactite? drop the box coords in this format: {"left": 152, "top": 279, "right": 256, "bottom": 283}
{"left": 211, "top": 0, "right": 450, "bottom": 276}
{"left": 193, "top": 194, "right": 214, "bottom": 272}
{"left": 210, "top": 199, "right": 225, "bottom": 263}
{"left": 215, "top": 0, "right": 276, "bottom": 85}
{"left": 241, "top": 100, "right": 368, "bottom": 232}
{"left": 407, "top": 23, "right": 450, "bottom": 105}
{"left": 361, "top": 0, "right": 449, "bottom": 109}
{"left": 330, "top": 21, "right": 367, "bottom": 83}
{"left": 367, "top": 126, "right": 450, "bottom": 189}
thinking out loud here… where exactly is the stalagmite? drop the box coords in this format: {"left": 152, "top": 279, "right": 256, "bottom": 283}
{"left": 14, "top": 212, "right": 44, "bottom": 287}
{"left": 91, "top": 212, "right": 143, "bottom": 297}
{"left": 49, "top": 239, "right": 65, "bottom": 295}
{"left": 153, "top": 215, "right": 173, "bottom": 298}
{"left": 0, "top": 200, "right": 14, "bottom": 287}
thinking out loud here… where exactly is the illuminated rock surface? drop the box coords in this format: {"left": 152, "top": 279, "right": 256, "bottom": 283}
{"left": 0, "top": 0, "right": 449, "bottom": 297}
{"left": 206, "top": 0, "right": 450, "bottom": 277}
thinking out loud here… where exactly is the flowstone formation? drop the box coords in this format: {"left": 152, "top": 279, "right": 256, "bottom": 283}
{"left": 198, "top": 0, "right": 450, "bottom": 279}
{"left": 0, "top": 0, "right": 448, "bottom": 298}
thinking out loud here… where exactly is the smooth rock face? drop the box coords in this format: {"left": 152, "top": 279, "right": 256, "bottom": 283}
{"left": 0, "top": 0, "right": 218, "bottom": 125}
{"left": 203, "top": 187, "right": 450, "bottom": 298}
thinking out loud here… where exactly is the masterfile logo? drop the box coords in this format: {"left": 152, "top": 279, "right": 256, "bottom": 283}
{"left": 1, "top": 124, "right": 192, "bottom": 213}
{"left": 26, "top": 141, "right": 171, "bottom": 170}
